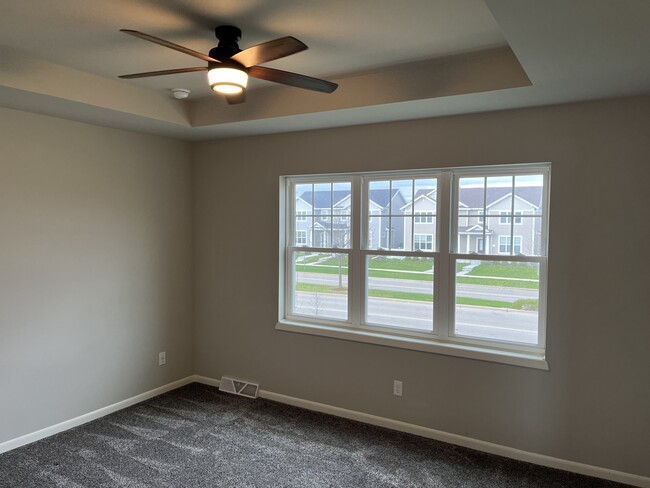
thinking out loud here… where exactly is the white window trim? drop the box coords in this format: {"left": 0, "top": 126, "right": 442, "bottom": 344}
{"left": 278, "top": 163, "right": 550, "bottom": 370}
{"left": 498, "top": 210, "right": 523, "bottom": 225}
{"left": 295, "top": 229, "right": 307, "bottom": 245}
{"left": 414, "top": 211, "right": 434, "bottom": 223}
{"left": 414, "top": 233, "right": 434, "bottom": 250}
{"left": 498, "top": 235, "right": 523, "bottom": 254}
{"left": 296, "top": 210, "right": 309, "bottom": 222}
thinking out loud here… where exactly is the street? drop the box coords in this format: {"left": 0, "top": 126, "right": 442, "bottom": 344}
{"left": 296, "top": 271, "right": 538, "bottom": 302}
{"left": 294, "top": 292, "right": 538, "bottom": 344}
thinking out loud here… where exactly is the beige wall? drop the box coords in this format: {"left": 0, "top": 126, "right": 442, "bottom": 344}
{"left": 0, "top": 108, "right": 194, "bottom": 443}
{"left": 193, "top": 96, "right": 650, "bottom": 477}
{"left": 1, "top": 95, "right": 648, "bottom": 478}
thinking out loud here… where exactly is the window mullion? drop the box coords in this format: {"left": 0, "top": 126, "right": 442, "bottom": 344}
{"left": 510, "top": 175, "right": 515, "bottom": 255}
{"left": 330, "top": 182, "right": 334, "bottom": 248}
{"left": 410, "top": 179, "right": 415, "bottom": 251}
{"left": 482, "top": 177, "right": 487, "bottom": 255}
{"left": 350, "top": 175, "right": 363, "bottom": 326}
{"left": 388, "top": 180, "right": 393, "bottom": 250}
{"left": 436, "top": 172, "right": 452, "bottom": 339}
{"left": 310, "top": 184, "right": 315, "bottom": 248}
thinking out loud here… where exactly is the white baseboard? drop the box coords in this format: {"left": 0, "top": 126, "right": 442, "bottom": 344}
{"left": 0, "top": 376, "right": 194, "bottom": 454}
{"left": 2, "top": 374, "right": 647, "bottom": 488}
{"left": 192, "top": 375, "right": 649, "bottom": 488}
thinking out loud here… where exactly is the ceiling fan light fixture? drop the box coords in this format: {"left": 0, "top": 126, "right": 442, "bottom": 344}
{"left": 208, "top": 67, "right": 248, "bottom": 94}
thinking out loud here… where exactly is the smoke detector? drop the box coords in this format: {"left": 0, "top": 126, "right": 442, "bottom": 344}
{"left": 170, "top": 88, "right": 190, "bottom": 99}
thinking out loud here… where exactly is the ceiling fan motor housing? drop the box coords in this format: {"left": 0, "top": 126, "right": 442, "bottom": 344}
{"left": 209, "top": 25, "right": 243, "bottom": 62}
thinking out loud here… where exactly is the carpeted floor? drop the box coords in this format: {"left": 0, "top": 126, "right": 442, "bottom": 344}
{"left": 0, "top": 383, "right": 630, "bottom": 487}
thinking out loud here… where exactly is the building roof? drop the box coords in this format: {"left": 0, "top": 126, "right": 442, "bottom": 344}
{"left": 299, "top": 189, "right": 400, "bottom": 210}
{"left": 298, "top": 190, "right": 350, "bottom": 209}
{"left": 458, "top": 224, "right": 492, "bottom": 235}
{"left": 301, "top": 185, "right": 542, "bottom": 212}
{"left": 458, "top": 186, "right": 542, "bottom": 209}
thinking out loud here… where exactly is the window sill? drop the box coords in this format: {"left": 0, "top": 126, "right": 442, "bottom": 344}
{"left": 276, "top": 320, "right": 549, "bottom": 371}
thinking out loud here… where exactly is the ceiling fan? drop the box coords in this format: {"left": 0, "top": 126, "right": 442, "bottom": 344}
{"left": 118, "top": 25, "right": 338, "bottom": 104}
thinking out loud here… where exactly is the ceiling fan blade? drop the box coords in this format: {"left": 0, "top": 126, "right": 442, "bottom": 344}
{"left": 225, "top": 91, "right": 246, "bottom": 105}
{"left": 119, "top": 67, "right": 208, "bottom": 79}
{"left": 120, "top": 29, "right": 219, "bottom": 63}
{"left": 231, "top": 36, "right": 307, "bottom": 68}
{"left": 248, "top": 66, "right": 338, "bottom": 93}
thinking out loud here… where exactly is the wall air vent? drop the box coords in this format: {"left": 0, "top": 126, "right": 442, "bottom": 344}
{"left": 218, "top": 376, "right": 259, "bottom": 399}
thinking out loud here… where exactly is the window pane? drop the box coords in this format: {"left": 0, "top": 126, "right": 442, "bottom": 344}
{"left": 368, "top": 180, "right": 391, "bottom": 216}
{"left": 292, "top": 252, "right": 348, "bottom": 321}
{"left": 514, "top": 216, "right": 543, "bottom": 256}
{"left": 367, "top": 215, "right": 382, "bottom": 249}
{"left": 515, "top": 174, "right": 544, "bottom": 217}
{"left": 312, "top": 218, "right": 331, "bottom": 248}
{"left": 391, "top": 179, "right": 413, "bottom": 214}
{"left": 414, "top": 178, "right": 437, "bottom": 213}
{"left": 454, "top": 259, "right": 540, "bottom": 345}
{"left": 331, "top": 216, "right": 351, "bottom": 248}
{"left": 366, "top": 256, "right": 433, "bottom": 332}
{"left": 295, "top": 183, "right": 313, "bottom": 213}
{"left": 295, "top": 216, "right": 312, "bottom": 246}
{"left": 388, "top": 216, "right": 407, "bottom": 250}
{"left": 333, "top": 182, "right": 352, "bottom": 215}
{"left": 456, "top": 174, "right": 539, "bottom": 256}
{"left": 457, "top": 177, "right": 485, "bottom": 252}
{"left": 313, "top": 183, "right": 332, "bottom": 214}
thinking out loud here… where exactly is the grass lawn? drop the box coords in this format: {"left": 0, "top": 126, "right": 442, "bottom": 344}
{"left": 457, "top": 276, "right": 539, "bottom": 289}
{"left": 369, "top": 270, "right": 433, "bottom": 281}
{"left": 295, "top": 264, "right": 433, "bottom": 281}
{"left": 297, "top": 255, "right": 538, "bottom": 289}
{"left": 467, "top": 263, "right": 539, "bottom": 280}
{"left": 368, "top": 257, "right": 433, "bottom": 272}
{"left": 296, "top": 264, "right": 348, "bottom": 275}
{"left": 511, "top": 298, "right": 539, "bottom": 311}
{"left": 319, "top": 255, "right": 433, "bottom": 272}
{"left": 297, "top": 253, "right": 330, "bottom": 264}
{"left": 294, "top": 283, "right": 537, "bottom": 310}
{"left": 318, "top": 255, "right": 349, "bottom": 266}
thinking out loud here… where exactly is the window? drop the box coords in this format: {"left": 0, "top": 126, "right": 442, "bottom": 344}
{"left": 295, "top": 230, "right": 307, "bottom": 245}
{"left": 478, "top": 210, "right": 484, "bottom": 223}
{"left": 414, "top": 234, "right": 433, "bottom": 250}
{"left": 296, "top": 210, "right": 309, "bottom": 222}
{"left": 415, "top": 211, "right": 434, "bottom": 223}
{"left": 499, "top": 236, "right": 522, "bottom": 254}
{"left": 499, "top": 210, "right": 523, "bottom": 224}
{"left": 279, "top": 164, "right": 550, "bottom": 369}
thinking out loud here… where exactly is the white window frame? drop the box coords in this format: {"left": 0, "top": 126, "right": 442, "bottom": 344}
{"left": 295, "top": 229, "right": 307, "bottom": 245}
{"left": 414, "top": 233, "right": 434, "bottom": 250}
{"left": 414, "top": 211, "right": 434, "bottom": 223}
{"left": 499, "top": 210, "right": 523, "bottom": 225}
{"left": 296, "top": 210, "right": 309, "bottom": 222}
{"left": 498, "top": 235, "right": 523, "bottom": 254}
{"left": 278, "top": 163, "right": 550, "bottom": 370}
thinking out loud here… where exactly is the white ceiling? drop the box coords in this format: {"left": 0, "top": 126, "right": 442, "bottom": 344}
{"left": 1, "top": 0, "right": 649, "bottom": 140}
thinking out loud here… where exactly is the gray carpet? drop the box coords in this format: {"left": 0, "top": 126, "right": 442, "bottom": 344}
{"left": 0, "top": 383, "right": 629, "bottom": 487}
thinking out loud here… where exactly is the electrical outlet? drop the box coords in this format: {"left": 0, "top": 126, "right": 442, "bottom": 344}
{"left": 393, "top": 380, "right": 403, "bottom": 397}
{"left": 159, "top": 351, "right": 166, "bottom": 366}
